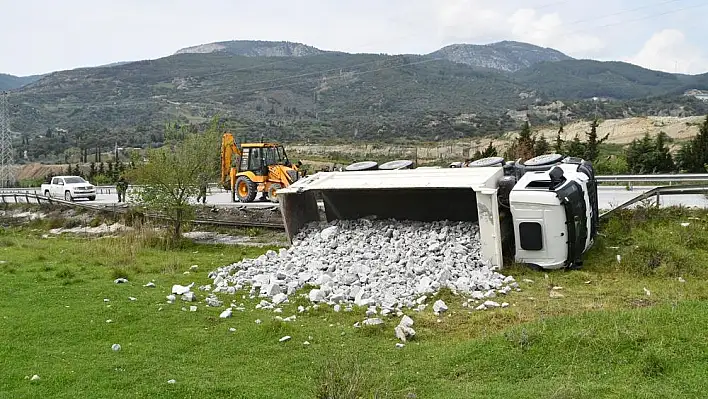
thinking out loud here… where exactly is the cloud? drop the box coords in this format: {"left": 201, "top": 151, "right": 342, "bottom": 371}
{"left": 433, "top": 1, "right": 605, "bottom": 55}
{"left": 628, "top": 29, "right": 708, "bottom": 74}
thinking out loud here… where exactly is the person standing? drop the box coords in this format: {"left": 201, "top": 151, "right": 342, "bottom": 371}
{"left": 196, "top": 174, "right": 208, "bottom": 204}
{"left": 116, "top": 177, "right": 128, "bottom": 202}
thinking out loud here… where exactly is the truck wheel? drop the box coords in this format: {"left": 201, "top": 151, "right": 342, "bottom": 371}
{"left": 64, "top": 191, "right": 73, "bottom": 202}
{"left": 268, "top": 183, "right": 282, "bottom": 203}
{"left": 345, "top": 161, "right": 378, "bottom": 171}
{"left": 44, "top": 190, "right": 50, "bottom": 198}
{"left": 88, "top": 196, "right": 96, "bottom": 201}
{"left": 524, "top": 153, "right": 564, "bottom": 167}
{"left": 467, "top": 156, "right": 505, "bottom": 167}
{"left": 235, "top": 176, "right": 257, "bottom": 203}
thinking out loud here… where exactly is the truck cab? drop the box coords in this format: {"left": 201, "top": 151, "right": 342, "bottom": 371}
{"left": 509, "top": 163, "right": 595, "bottom": 269}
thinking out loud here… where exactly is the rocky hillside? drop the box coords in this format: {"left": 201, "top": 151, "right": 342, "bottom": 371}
{"left": 5, "top": 39, "right": 708, "bottom": 164}
{"left": 175, "top": 40, "right": 328, "bottom": 57}
{"left": 0, "top": 73, "right": 42, "bottom": 90}
{"left": 428, "top": 41, "right": 571, "bottom": 72}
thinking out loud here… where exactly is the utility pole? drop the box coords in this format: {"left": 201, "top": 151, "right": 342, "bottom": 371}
{"left": 0, "top": 92, "right": 15, "bottom": 188}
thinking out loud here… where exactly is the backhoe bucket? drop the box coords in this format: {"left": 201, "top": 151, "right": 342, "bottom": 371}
{"left": 277, "top": 167, "right": 507, "bottom": 269}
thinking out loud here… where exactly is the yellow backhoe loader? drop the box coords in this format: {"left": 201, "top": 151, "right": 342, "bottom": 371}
{"left": 220, "top": 133, "right": 301, "bottom": 203}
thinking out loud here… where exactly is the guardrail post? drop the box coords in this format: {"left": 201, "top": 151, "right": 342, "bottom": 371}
{"left": 656, "top": 192, "right": 660, "bottom": 207}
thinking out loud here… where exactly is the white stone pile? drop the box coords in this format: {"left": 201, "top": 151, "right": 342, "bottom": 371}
{"left": 207, "top": 218, "right": 518, "bottom": 312}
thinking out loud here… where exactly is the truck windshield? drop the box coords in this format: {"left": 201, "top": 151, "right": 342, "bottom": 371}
{"left": 64, "top": 177, "right": 87, "bottom": 184}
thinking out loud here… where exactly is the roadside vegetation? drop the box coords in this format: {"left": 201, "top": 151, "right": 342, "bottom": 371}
{"left": 1, "top": 206, "right": 707, "bottom": 398}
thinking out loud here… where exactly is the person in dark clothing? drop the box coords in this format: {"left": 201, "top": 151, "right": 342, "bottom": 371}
{"left": 196, "top": 174, "right": 208, "bottom": 204}
{"left": 116, "top": 177, "right": 128, "bottom": 202}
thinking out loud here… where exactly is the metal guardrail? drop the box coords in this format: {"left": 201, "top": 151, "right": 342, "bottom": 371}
{"left": 595, "top": 173, "right": 708, "bottom": 183}
{"left": 599, "top": 184, "right": 708, "bottom": 220}
{"left": 0, "top": 192, "right": 285, "bottom": 230}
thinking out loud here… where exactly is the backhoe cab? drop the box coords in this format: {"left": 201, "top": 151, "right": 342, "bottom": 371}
{"left": 220, "top": 133, "right": 301, "bottom": 203}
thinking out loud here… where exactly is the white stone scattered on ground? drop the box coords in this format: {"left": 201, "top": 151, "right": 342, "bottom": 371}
{"left": 104, "top": 298, "right": 110, "bottom": 302}
{"left": 255, "top": 319, "right": 262, "bottom": 324}
{"left": 205, "top": 295, "right": 223, "bottom": 307}
{"left": 303, "top": 341, "right": 310, "bottom": 345}
{"left": 229, "top": 327, "right": 236, "bottom": 332}
{"left": 111, "top": 344, "right": 121, "bottom": 351}
{"left": 128, "top": 297, "right": 137, "bottom": 301}
{"left": 678, "top": 277, "right": 686, "bottom": 283}
{"left": 167, "top": 379, "right": 176, "bottom": 384}
{"left": 30, "top": 375, "right": 40, "bottom": 381}
{"left": 394, "top": 315, "right": 416, "bottom": 342}
{"left": 189, "top": 306, "right": 197, "bottom": 312}
{"left": 396, "top": 343, "right": 405, "bottom": 348}
{"left": 219, "top": 308, "right": 232, "bottom": 318}
{"left": 181, "top": 292, "right": 196, "bottom": 302}
{"left": 190, "top": 265, "right": 199, "bottom": 271}
{"left": 172, "top": 283, "right": 194, "bottom": 295}
{"left": 206, "top": 219, "right": 515, "bottom": 313}
{"left": 433, "top": 300, "right": 448, "bottom": 314}
{"left": 166, "top": 295, "right": 176, "bottom": 303}
{"left": 279, "top": 336, "right": 291, "bottom": 342}
{"left": 363, "top": 318, "right": 384, "bottom": 326}
{"left": 144, "top": 282, "right": 156, "bottom": 288}
{"left": 114, "top": 278, "right": 128, "bottom": 284}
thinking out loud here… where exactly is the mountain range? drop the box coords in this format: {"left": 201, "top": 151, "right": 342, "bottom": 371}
{"left": 4, "top": 40, "right": 708, "bottom": 161}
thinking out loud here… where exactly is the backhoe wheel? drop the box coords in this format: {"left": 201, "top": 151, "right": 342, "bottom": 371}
{"left": 235, "top": 176, "right": 257, "bottom": 203}
{"left": 268, "top": 183, "right": 282, "bottom": 203}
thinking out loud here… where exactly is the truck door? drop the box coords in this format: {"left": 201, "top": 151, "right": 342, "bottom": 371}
{"left": 51, "top": 177, "right": 63, "bottom": 197}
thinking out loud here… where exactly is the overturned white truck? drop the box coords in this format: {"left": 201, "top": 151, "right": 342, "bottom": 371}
{"left": 277, "top": 154, "right": 599, "bottom": 270}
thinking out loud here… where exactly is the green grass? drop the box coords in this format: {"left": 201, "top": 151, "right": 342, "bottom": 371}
{"left": 1, "top": 208, "right": 708, "bottom": 398}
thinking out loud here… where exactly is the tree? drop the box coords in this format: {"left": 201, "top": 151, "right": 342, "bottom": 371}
{"left": 505, "top": 121, "right": 535, "bottom": 161}
{"left": 626, "top": 132, "right": 675, "bottom": 173}
{"left": 584, "top": 119, "right": 609, "bottom": 162}
{"left": 534, "top": 135, "right": 550, "bottom": 156}
{"left": 565, "top": 134, "right": 586, "bottom": 158}
{"left": 481, "top": 142, "right": 497, "bottom": 158}
{"left": 128, "top": 117, "right": 222, "bottom": 241}
{"left": 554, "top": 124, "right": 564, "bottom": 153}
{"left": 676, "top": 115, "right": 708, "bottom": 172}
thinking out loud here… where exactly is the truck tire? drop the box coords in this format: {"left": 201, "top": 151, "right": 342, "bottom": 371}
{"left": 235, "top": 176, "right": 257, "bottom": 203}
{"left": 64, "top": 191, "right": 73, "bottom": 202}
{"left": 467, "top": 156, "right": 505, "bottom": 167}
{"left": 268, "top": 183, "right": 282, "bottom": 203}
{"left": 345, "top": 161, "right": 378, "bottom": 171}
{"left": 523, "top": 153, "right": 564, "bottom": 167}
{"left": 88, "top": 196, "right": 96, "bottom": 201}
{"left": 379, "top": 160, "right": 414, "bottom": 170}
{"left": 44, "top": 190, "right": 50, "bottom": 198}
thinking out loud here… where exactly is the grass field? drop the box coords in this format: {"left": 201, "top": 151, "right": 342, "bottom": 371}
{"left": 1, "top": 207, "right": 707, "bottom": 398}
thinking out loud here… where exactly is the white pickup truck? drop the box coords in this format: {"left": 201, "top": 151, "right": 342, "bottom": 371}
{"left": 41, "top": 176, "right": 96, "bottom": 201}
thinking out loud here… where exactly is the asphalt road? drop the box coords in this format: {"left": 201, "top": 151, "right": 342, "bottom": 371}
{"left": 6, "top": 186, "right": 707, "bottom": 211}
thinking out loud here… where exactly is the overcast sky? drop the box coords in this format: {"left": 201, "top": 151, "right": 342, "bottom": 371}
{"left": 2, "top": 0, "right": 707, "bottom": 76}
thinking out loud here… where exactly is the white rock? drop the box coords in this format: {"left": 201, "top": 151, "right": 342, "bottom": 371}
{"left": 114, "top": 278, "right": 128, "bottom": 284}
{"left": 303, "top": 341, "right": 310, "bottom": 345}
{"left": 128, "top": 297, "right": 137, "bottom": 301}
{"left": 172, "top": 283, "right": 193, "bottom": 295}
{"left": 143, "top": 282, "right": 156, "bottom": 288}
{"left": 181, "top": 292, "right": 196, "bottom": 302}
{"left": 30, "top": 375, "right": 40, "bottom": 381}
{"left": 272, "top": 293, "right": 288, "bottom": 305}
{"left": 219, "top": 308, "right": 232, "bottom": 318}
{"left": 483, "top": 300, "right": 500, "bottom": 308}
{"left": 279, "top": 336, "right": 291, "bottom": 342}
{"left": 363, "top": 318, "right": 384, "bottom": 326}
{"left": 433, "top": 299, "right": 448, "bottom": 314}
{"left": 166, "top": 294, "right": 176, "bottom": 303}
{"left": 190, "top": 265, "right": 199, "bottom": 271}
{"left": 111, "top": 344, "right": 121, "bottom": 351}
{"left": 395, "top": 343, "right": 405, "bottom": 348}
{"left": 167, "top": 379, "right": 176, "bottom": 384}
{"left": 229, "top": 327, "right": 236, "bottom": 332}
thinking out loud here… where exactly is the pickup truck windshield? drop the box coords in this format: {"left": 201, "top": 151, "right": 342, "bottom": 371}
{"left": 64, "top": 177, "right": 87, "bottom": 184}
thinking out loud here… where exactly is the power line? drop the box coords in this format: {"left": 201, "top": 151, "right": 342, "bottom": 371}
{"left": 0, "top": 92, "right": 16, "bottom": 187}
